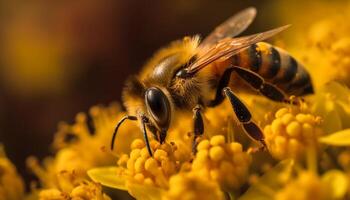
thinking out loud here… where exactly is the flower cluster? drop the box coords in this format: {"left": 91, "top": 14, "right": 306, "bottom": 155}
{"left": 275, "top": 172, "right": 331, "bottom": 200}
{"left": 37, "top": 171, "right": 111, "bottom": 200}
{"left": 164, "top": 172, "right": 224, "bottom": 200}
{"left": 264, "top": 107, "right": 323, "bottom": 160}
{"left": 275, "top": 169, "right": 349, "bottom": 200}
{"left": 117, "top": 139, "right": 191, "bottom": 189}
{"left": 89, "top": 135, "right": 251, "bottom": 199}
{"left": 192, "top": 135, "right": 251, "bottom": 190}
{"left": 0, "top": 147, "right": 25, "bottom": 200}
{"left": 25, "top": 104, "right": 135, "bottom": 199}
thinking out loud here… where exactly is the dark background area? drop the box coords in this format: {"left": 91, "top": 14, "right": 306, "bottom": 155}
{"left": 0, "top": 0, "right": 280, "bottom": 182}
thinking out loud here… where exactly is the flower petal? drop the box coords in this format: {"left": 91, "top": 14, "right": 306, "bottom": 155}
{"left": 322, "top": 170, "right": 348, "bottom": 199}
{"left": 87, "top": 167, "right": 127, "bottom": 190}
{"left": 319, "top": 129, "right": 350, "bottom": 146}
{"left": 312, "top": 98, "right": 342, "bottom": 134}
{"left": 127, "top": 182, "right": 164, "bottom": 200}
{"left": 238, "top": 160, "right": 294, "bottom": 200}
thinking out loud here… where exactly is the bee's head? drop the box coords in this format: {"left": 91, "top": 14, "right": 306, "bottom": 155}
{"left": 144, "top": 87, "right": 171, "bottom": 132}
{"left": 111, "top": 77, "right": 172, "bottom": 153}
{"left": 122, "top": 76, "right": 172, "bottom": 133}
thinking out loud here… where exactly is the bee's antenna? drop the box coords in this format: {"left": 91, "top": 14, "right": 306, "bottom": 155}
{"left": 111, "top": 115, "right": 137, "bottom": 150}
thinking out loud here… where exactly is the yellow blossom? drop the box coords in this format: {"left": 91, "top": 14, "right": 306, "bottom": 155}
{"left": 54, "top": 103, "right": 140, "bottom": 156}
{"left": 275, "top": 170, "right": 348, "bottom": 200}
{"left": 275, "top": 172, "right": 330, "bottom": 200}
{"left": 0, "top": 146, "right": 25, "bottom": 200}
{"left": 192, "top": 135, "right": 251, "bottom": 191}
{"left": 163, "top": 172, "right": 224, "bottom": 200}
{"left": 88, "top": 138, "right": 192, "bottom": 200}
{"left": 27, "top": 103, "right": 141, "bottom": 191}
{"left": 309, "top": 82, "right": 350, "bottom": 133}
{"left": 264, "top": 107, "right": 323, "bottom": 160}
{"left": 38, "top": 172, "right": 111, "bottom": 200}
{"left": 118, "top": 139, "right": 191, "bottom": 189}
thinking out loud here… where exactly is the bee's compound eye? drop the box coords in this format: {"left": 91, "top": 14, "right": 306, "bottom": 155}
{"left": 145, "top": 87, "right": 171, "bottom": 129}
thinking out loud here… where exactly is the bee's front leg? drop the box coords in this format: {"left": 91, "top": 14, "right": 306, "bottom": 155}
{"left": 192, "top": 105, "right": 204, "bottom": 154}
{"left": 223, "top": 87, "right": 267, "bottom": 149}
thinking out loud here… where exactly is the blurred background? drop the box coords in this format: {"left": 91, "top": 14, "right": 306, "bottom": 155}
{"left": 0, "top": 0, "right": 347, "bottom": 184}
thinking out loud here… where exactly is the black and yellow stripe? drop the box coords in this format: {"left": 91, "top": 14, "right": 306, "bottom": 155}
{"left": 231, "top": 42, "right": 313, "bottom": 96}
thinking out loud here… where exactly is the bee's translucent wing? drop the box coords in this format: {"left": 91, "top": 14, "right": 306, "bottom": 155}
{"left": 187, "top": 25, "right": 290, "bottom": 74}
{"left": 200, "top": 7, "right": 257, "bottom": 47}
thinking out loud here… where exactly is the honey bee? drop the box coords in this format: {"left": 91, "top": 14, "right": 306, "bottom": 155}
{"left": 111, "top": 7, "right": 313, "bottom": 156}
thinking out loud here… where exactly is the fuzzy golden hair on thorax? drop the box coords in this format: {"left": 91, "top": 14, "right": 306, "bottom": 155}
{"left": 139, "top": 36, "right": 200, "bottom": 80}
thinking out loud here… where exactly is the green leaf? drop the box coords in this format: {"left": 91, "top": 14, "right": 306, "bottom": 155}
{"left": 238, "top": 160, "right": 294, "bottom": 200}
{"left": 322, "top": 170, "right": 348, "bottom": 199}
{"left": 88, "top": 167, "right": 127, "bottom": 190}
{"left": 319, "top": 129, "right": 350, "bottom": 146}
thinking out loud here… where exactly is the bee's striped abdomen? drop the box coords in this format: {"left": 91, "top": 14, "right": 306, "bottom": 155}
{"left": 232, "top": 42, "right": 313, "bottom": 96}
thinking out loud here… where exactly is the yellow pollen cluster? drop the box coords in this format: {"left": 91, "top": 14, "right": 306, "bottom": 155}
{"left": 164, "top": 172, "right": 224, "bottom": 200}
{"left": 117, "top": 139, "right": 189, "bottom": 189}
{"left": 191, "top": 135, "right": 251, "bottom": 190}
{"left": 275, "top": 172, "right": 331, "bottom": 200}
{"left": 264, "top": 108, "right": 323, "bottom": 160}
{"left": 0, "top": 149, "right": 25, "bottom": 200}
{"left": 39, "top": 181, "right": 111, "bottom": 200}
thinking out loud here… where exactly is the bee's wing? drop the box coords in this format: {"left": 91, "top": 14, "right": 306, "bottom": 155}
{"left": 187, "top": 25, "right": 290, "bottom": 74}
{"left": 200, "top": 7, "right": 257, "bottom": 47}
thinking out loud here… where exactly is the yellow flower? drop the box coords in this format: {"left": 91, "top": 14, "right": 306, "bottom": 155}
{"left": 302, "top": 15, "right": 350, "bottom": 88}
{"left": 275, "top": 170, "right": 348, "bottom": 200}
{"left": 240, "top": 160, "right": 349, "bottom": 200}
{"left": 309, "top": 82, "right": 350, "bottom": 133}
{"left": 191, "top": 135, "right": 251, "bottom": 191}
{"left": 38, "top": 171, "right": 111, "bottom": 200}
{"left": 0, "top": 146, "right": 25, "bottom": 200}
{"left": 119, "top": 139, "right": 191, "bottom": 189}
{"left": 54, "top": 103, "right": 140, "bottom": 156}
{"left": 25, "top": 103, "right": 146, "bottom": 200}
{"left": 275, "top": 172, "right": 330, "bottom": 200}
{"left": 264, "top": 107, "right": 323, "bottom": 160}
{"left": 89, "top": 137, "right": 231, "bottom": 200}
{"left": 27, "top": 103, "right": 141, "bottom": 190}
{"left": 163, "top": 172, "right": 224, "bottom": 200}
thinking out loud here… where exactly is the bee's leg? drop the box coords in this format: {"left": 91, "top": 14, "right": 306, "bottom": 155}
{"left": 207, "top": 67, "right": 235, "bottom": 107}
{"left": 223, "top": 87, "right": 267, "bottom": 148}
{"left": 232, "top": 66, "right": 297, "bottom": 104}
{"left": 192, "top": 105, "right": 204, "bottom": 154}
{"left": 141, "top": 115, "right": 153, "bottom": 156}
